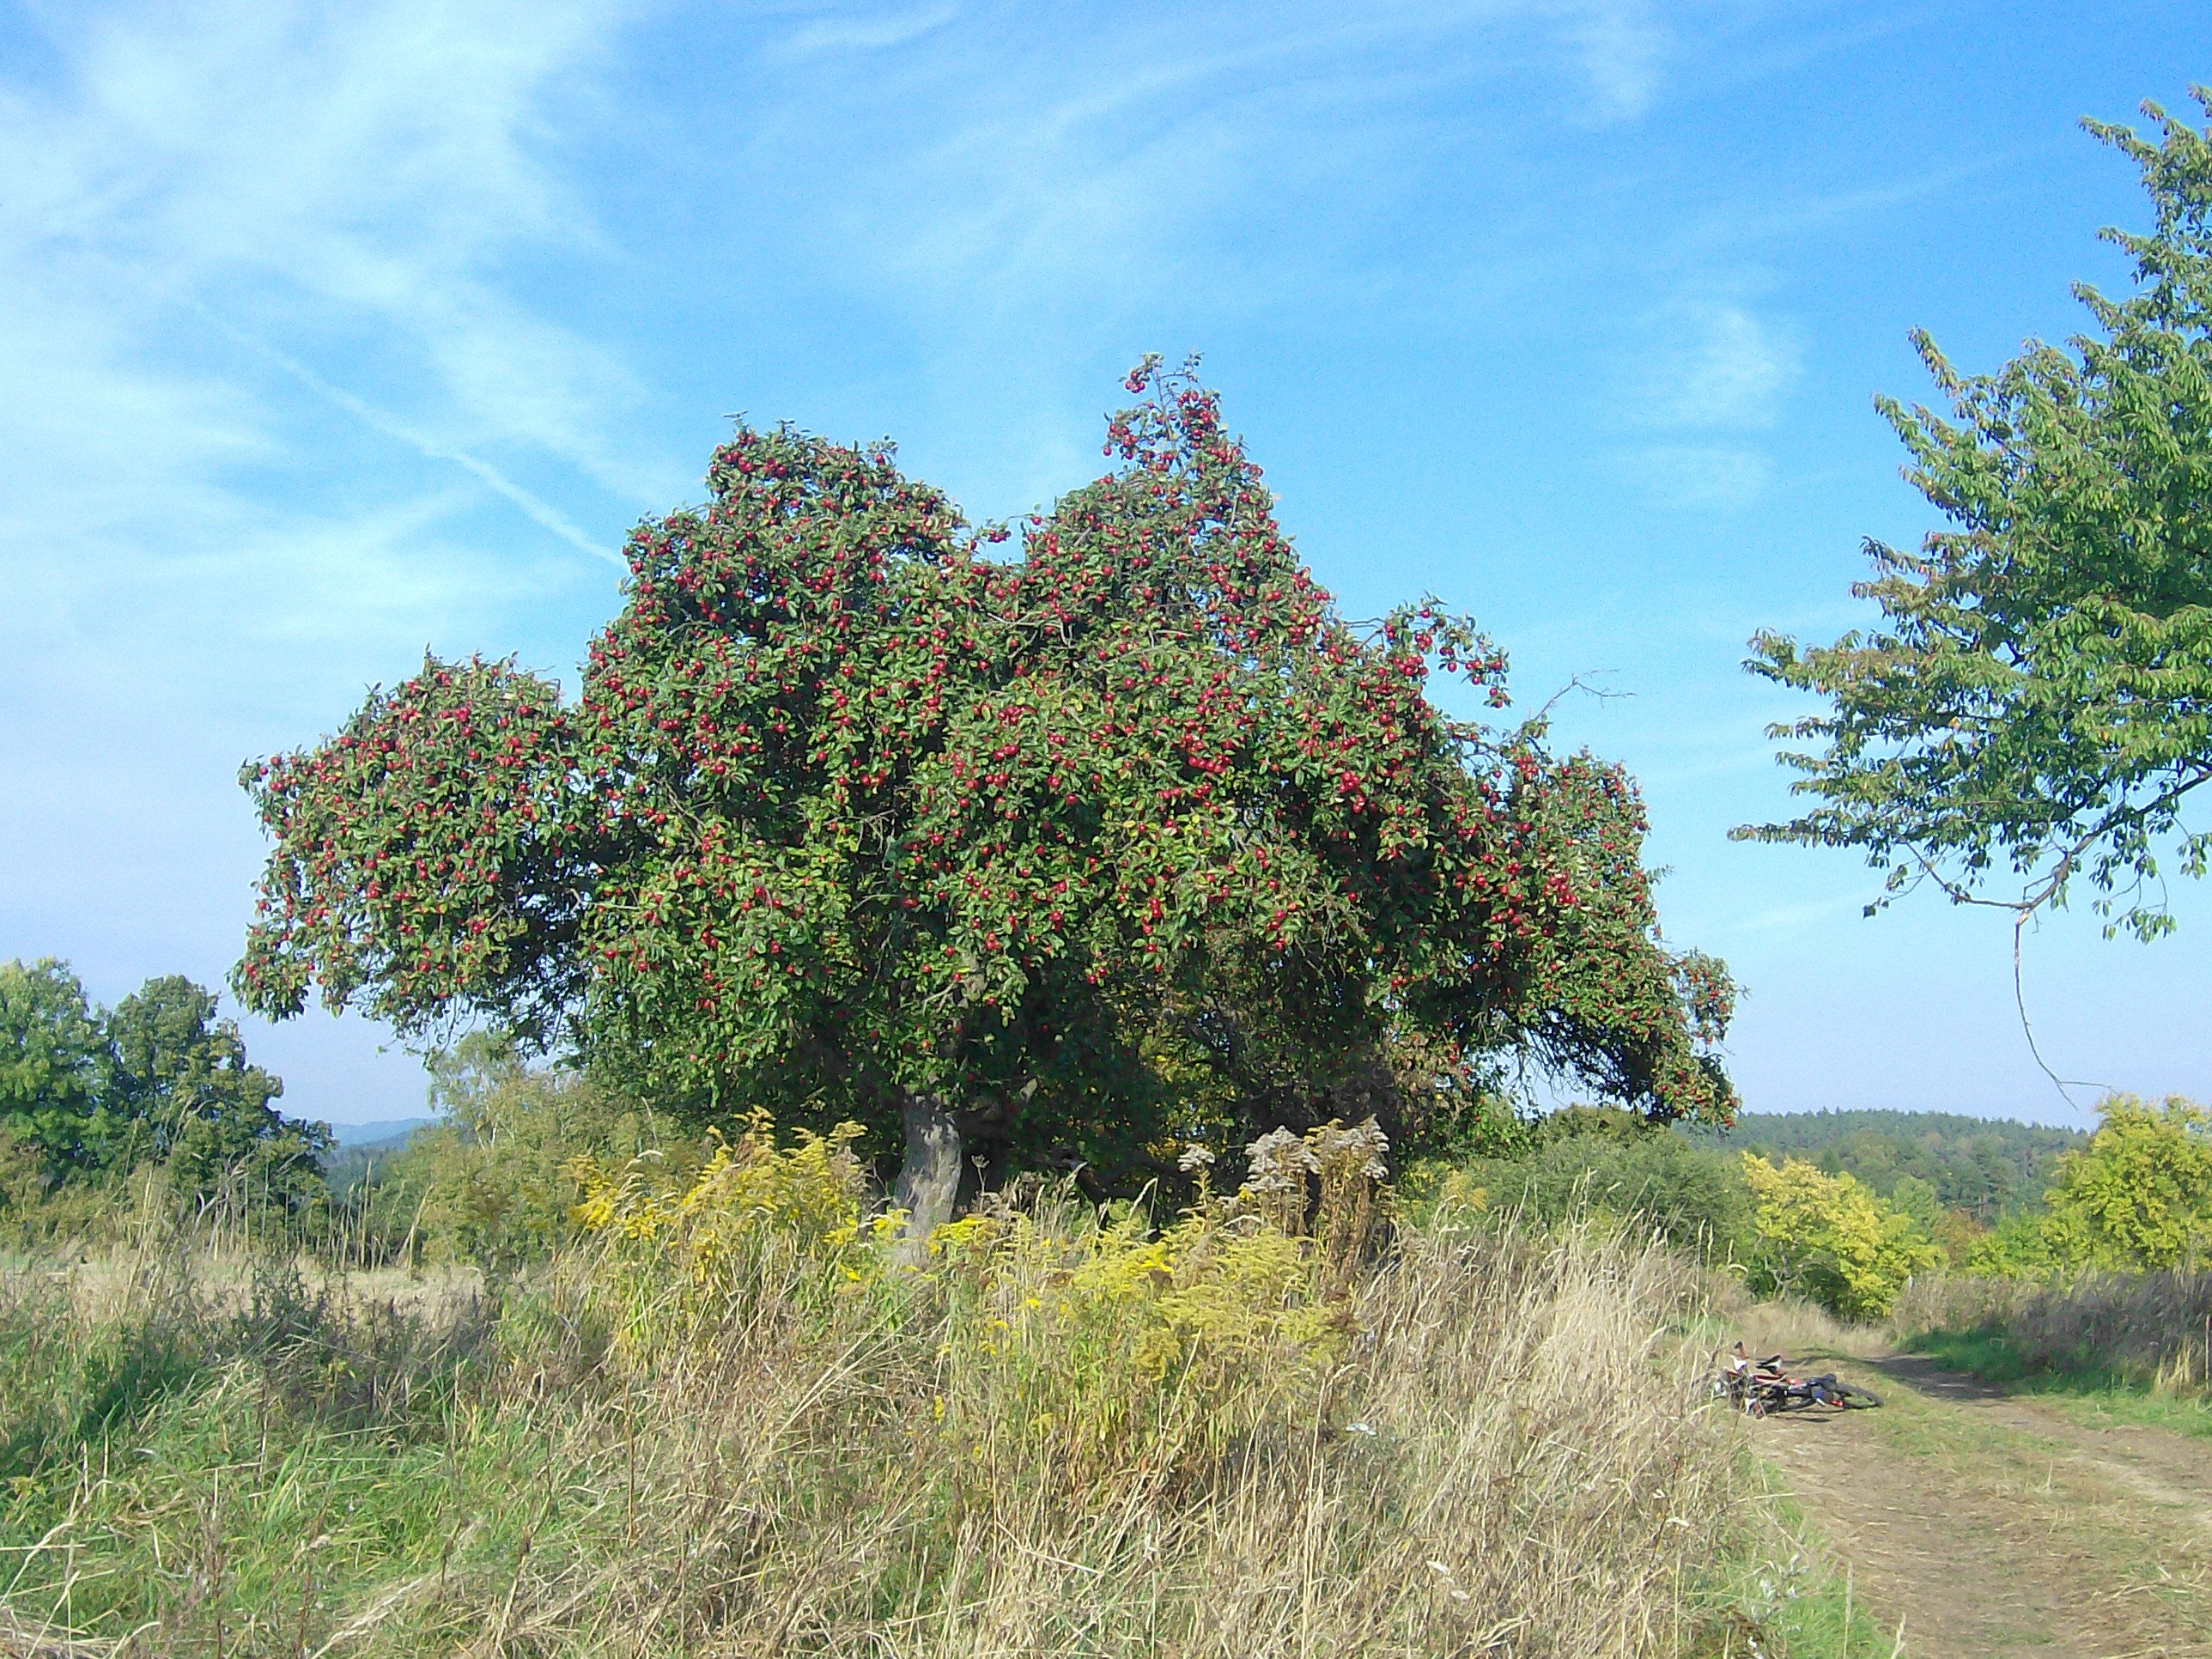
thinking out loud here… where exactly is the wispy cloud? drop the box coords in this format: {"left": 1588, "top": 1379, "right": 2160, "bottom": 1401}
{"left": 1612, "top": 295, "right": 1801, "bottom": 510}
{"left": 211, "top": 315, "right": 623, "bottom": 570}
{"left": 1634, "top": 301, "right": 1801, "bottom": 430}
{"left": 782, "top": 2, "right": 959, "bottom": 55}
{"left": 0, "top": 0, "right": 667, "bottom": 680}
{"left": 0, "top": 0, "right": 665, "bottom": 544}
{"left": 676, "top": 0, "right": 1686, "bottom": 511}
{"left": 1564, "top": 0, "right": 1667, "bottom": 123}
{"left": 1619, "top": 442, "right": 1771, "bottom": 509}
{"left": 0, "top": 0, "right": 657, "bottom": 1115}
{"left": 1719, "top": 890, "right": 1877, "bottom": 939}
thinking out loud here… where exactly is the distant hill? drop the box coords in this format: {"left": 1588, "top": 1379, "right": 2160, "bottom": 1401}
{"left": 331, "top": 1117, "right": 436, "bottom": 1149}
{"left": 1679, "top": 1109, "right": 2087, "bottom": 1221}
{"left": 320, "top": 1118, "right": 438, "bottom": 1195}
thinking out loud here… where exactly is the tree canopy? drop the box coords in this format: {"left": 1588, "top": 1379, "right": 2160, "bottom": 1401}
{"left": 1740, "top": 95, "right": 2212, "bottom": 939}
{"left": 103, "top": 975, "right": 326, "bottom": 1206}
{"left": 2040, "top": 1096, "right": 2212, "bottom": 1271}
{"left": 0, "top": 959, "right": 110, "bottom": 1176}
{"left": 0, "top": 960, "right": 326, "bottom": 1206}
{"left": 237, "top": 361, "right": 1734, "bottom": 1214}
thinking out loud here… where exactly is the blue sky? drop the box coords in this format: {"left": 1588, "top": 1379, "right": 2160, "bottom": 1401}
{"left": 2, "top": 0, "right": 2207, "bottom": 1127}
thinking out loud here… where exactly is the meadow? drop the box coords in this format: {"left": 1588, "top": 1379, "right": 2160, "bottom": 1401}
{"left": 10, "top": 1030, "right": 2209, "bottom": 1656}
{"left": 0, "top": 1115, "right": 1871, "bottom": 1659}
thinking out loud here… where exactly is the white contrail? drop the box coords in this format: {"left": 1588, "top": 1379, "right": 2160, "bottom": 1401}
{"left": 198, "top": 307, "right": 628, "bottom": 572}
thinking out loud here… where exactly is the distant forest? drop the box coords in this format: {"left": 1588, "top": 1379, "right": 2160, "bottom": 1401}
{"left": 1679, "top": 1110, "right": 2087, "bottom": 1222}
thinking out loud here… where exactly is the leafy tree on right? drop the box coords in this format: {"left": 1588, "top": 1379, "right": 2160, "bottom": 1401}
{"left": 1740, "top": 93, "right": 2212, "bottom": 941}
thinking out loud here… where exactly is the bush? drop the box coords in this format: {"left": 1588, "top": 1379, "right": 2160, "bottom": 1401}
{"left": 0, "top": 1119, "right": 119, "bottom": 1248}
{"left": 1438, "top": 1115, "right": 1754, "bottom": 1262}
{"left": 1415, "top": 1111, "right": 1949, "bottom": 1318}
{"left": 1739, "top": 1154, "right": 1941, "bottom": 1320}
{"left": 329, "top": 1036, "right": 679, "bottom": 1273}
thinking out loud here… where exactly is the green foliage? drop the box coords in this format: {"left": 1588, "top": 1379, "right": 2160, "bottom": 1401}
{"left": 1910, "top": 1095, "right": 2212, "bottom": 1277}
{"left": 2041, "top": 1094, "right": 2212, "bottom": 1270}
{"left": 1449, "top": 1115, "right": 1754, "bottom": 1261}
{"left": 0, "top": 1121, "right": 119, "bottom": 1245}
{"left": 319, "top": 1125, "right": 424, "bottom": 1202}
{"left": 0, "top": 957, "right": 111, "bottom": 1176}
{"left": 1886, "top": 1172, "right": 1944, "bottom": 1234}
{"left": 1741, "top": 94, "right": 2212, "bottom": 938}
{"left": 103, "top": 975, "right": 328, "bottom": 1210}
{"left": 1956, "top": 1206, "right": 2071, "bottom": 1275}
{"left": 238, "top": 363, "right": 1735, "bottom": 1194}
{"left": 1686, "top": 1109, "right": 2083, "bottom": 1222}
{"left": 343, "top": 1036, "right": 673, "bottom": 1273}
{"left": 0, "top": 960, "right": 328, "bottom": 1232}
{"left": 1447, "top": 1109, "right": 2070, "bottom": 1298}
{"left": 1740, "top": 1153, "right": 1942, "bottom": 1320}
{"left": 234, "top": 655, "right": 589, "bottom": 1048}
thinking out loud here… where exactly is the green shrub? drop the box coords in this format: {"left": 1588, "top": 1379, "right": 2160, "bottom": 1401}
{"left": 2042, "top": 1096, "right": 2212, "bottom": 1271}
{"left": 1740, "top": 1154, "right": 1941, "bottom": 1320}
{"left": 332, "top": 1036, "right": 683, "bottom": 1273}
{"left": 1443, "top": 1115, "right": 1754, "bottom": 1261}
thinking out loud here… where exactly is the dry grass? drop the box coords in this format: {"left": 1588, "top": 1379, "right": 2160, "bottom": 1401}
{"left": 1704, "top": 1280, "right": 1887, "bottom": 1366}
{"left": 23, "top": 1253, "right": 478, "bottom": 1330}
{"left": 0, "top": 1186, "right": 1785, "bottom": 1657}
{"left": 502, "top": 1224, "right": 1739, "bottom": 1657}
{"left": 1893, "top": 1268, "right": 2212, "bottom": 1390}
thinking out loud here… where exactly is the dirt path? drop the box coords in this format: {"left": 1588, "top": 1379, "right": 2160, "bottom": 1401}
{"left": 1752, "top": 1350, "right": 2212, "bottom": 1658}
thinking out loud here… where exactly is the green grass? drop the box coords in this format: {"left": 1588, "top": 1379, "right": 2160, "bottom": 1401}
{"left": 0, "top": 1285, "right": 550, "bottom": 1647}
{"left": 1689, "top": 1486, "right": 1905, "bottom": 1659}
{"left": 1, "top": 1206, "right": 1812, "bottom": 1656}
{"left": 1905, "top": 1325, "right": 2212, "bottom": 1440}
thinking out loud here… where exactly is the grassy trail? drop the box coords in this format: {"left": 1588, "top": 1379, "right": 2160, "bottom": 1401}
{"left": 1753, "top": 1346, "right": 2212, "bottom": 1658}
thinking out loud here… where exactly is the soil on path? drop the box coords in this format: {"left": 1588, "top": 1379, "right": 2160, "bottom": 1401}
{"left": 1752, "top": 1348, "right": 2212, "bottom": 1658}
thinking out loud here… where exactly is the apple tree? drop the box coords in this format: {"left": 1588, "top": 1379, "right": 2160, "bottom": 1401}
{"left": 237, "top": 362, "right": 1734, "bottom": 1231}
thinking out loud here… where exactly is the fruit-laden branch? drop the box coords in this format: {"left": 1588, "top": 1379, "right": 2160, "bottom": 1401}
{"left": 238, "top": 360, "right": 1735, "bottom": 1206}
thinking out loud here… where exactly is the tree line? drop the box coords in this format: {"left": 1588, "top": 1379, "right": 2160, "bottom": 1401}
{"left": 0, "top": 958, "right": 327, "bottom": 1226}
{"left": 1683, "top": 1109, "right": 2087, "bottom": 1223}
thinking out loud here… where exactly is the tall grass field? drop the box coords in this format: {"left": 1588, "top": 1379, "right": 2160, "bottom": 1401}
{"left": 0, "top": 1123, "right": 1828, "bottom": 1658}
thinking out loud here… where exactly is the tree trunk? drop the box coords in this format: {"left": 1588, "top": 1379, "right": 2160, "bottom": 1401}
{"left": 893, "top": 1091, "right": 963, "bottom": 1261}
